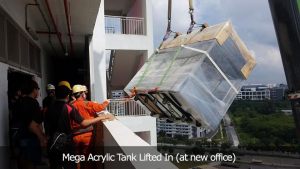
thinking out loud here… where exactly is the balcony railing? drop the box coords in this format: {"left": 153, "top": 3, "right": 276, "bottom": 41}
{"left": 108, "top": 98, "right": 151, "bottom": 116}
{"left": 105, "top": 15, "right": 145, "bottom": 35}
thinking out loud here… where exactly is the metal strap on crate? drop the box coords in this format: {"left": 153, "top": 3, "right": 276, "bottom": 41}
{"left": 182, "top": 45, "right": 239, "bottom": 94}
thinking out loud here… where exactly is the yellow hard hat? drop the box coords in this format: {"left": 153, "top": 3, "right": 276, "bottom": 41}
{"left": 72, "top": 84, "right": 85, "bottom": 94}
{"left": 58, "top": 81, "right": 72, "bottom": 90}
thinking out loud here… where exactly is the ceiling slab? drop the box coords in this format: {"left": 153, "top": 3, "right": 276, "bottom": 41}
{"left": 26, "top": 0, "right": 101, "bottom": 57}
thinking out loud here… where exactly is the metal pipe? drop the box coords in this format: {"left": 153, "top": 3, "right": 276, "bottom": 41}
{"left": 25, "top": 4, "right": 39, "bottom": 40}
{"left": 63, "top": 0, "right": 74, "bottom": 56}
{"left": 45, "top": 0, "right": 65, "bottom": 52}
{"left": 34, "top": 0, "right": 57, "bottom": 55}
{"left": 25, "top": 4, "right": 38, "bottom": 31}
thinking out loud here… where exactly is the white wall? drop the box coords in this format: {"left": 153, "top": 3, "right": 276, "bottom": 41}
{"left": 0, "top": 61, "right": 9, "bottom": 169}
{"left": 0, "top": 0, "right": 48, "bottom": 99}
{"left": 0, "top": 61, "right": 44, "bottom": 147}
{"left": 117, "top": 116, "right": 157, "bottom": 146}
{"left": 105, "top": 0, "right": 154, "bottom": 57}
{"left": 105, "top": 34, "right": 152, "bottom": 51}
{"left": 90, "top": 0, "right": 107, "bottom": 102}
{"left": 0, "top": 62, "right": 9, "bottom": 146}
{"left": 145, "top": 0, "right": 154, "bottom": 57}
{"left": 103, "top": 120, "right": 176, "bottom": 169}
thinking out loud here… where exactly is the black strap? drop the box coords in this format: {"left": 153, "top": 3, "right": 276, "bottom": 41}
{"left": 72, "top": 126, "right": 94, "bottom": 136}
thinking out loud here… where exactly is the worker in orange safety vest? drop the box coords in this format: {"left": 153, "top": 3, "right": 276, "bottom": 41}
{"left": 71, "top": 84, "right": 114, "bottom": 168}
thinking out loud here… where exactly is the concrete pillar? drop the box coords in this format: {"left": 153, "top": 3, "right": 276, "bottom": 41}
{"left": 89, "top": 0, "right": 107, "bottom": 102}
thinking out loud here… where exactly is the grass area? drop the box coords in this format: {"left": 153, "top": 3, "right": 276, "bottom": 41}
{"left": 212, "top": 124, "right": 227, "bottom": 143}
{"left": 228, "top": 100, "right": 299, "bottom": 152}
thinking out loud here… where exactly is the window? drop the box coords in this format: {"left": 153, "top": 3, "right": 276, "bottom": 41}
{"left": 0, "top": 7, "right": 41, "bottom": 76}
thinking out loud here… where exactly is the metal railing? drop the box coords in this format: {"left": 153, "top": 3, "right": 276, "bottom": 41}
{"left": 105, "top": 15, "right": 145, "bottom": 35}
{"left": 108, "top": 98, "right": 151, "bottom": 116}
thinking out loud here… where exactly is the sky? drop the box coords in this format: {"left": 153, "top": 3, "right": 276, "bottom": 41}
{"left": 151, "top": 0, "right": 287, "bottom": 85}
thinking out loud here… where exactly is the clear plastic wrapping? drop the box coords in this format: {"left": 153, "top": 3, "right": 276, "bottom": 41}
{"left": 124, "top": 21, "right": 256, "bottom": 131}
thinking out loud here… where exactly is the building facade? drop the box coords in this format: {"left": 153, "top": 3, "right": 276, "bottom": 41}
{"left": 236, "top": 84, "right": 271, "bottom": 100}
{"left": 90, "top": 0, "right": 154, "bottom": 102}
{"left": 236, "top": 84, "right": 288, "bottom": 101}
{"left": 91, "top": 0, "right": 157, "bottom": 146}
{"left": 270, "top": 84, "right": 288, "bottom": 100}
{"left": 157, "top": 118, "right": 207, "bottom": 139}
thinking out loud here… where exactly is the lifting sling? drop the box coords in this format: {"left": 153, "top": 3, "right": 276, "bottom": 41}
{"left": 187, "top": 0, "right": 196, "bottom": 34}
{"left": 163, "top": 0, "right": 173, "bottom": 41}
{"left": 162, "top": 0, "right": 197, "bottom": 42}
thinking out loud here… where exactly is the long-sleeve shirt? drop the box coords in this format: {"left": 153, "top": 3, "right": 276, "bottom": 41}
{"left": 71, "top": 98, "right": 109, "bottom": 130}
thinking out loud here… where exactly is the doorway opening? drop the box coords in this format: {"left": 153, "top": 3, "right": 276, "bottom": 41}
{"left": 7, "top": 68, "right": 33, "bottom": 146}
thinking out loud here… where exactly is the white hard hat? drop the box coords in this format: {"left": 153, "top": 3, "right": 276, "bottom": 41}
{"left": 47, "top": 84, "right": 55, "bottom": 90}
{"left": 81, "top": 85, "right": 88, "bottom": 92}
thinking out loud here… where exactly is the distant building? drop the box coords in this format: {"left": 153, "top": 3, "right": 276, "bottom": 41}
{"left": 281, "top": 109, "right": 293, "bottom": 116}
{"left": 236, "top": 84, "right": 288, "bottom": 101}
{"left": 236, "top": 84, "right": 270, "bottom": 100}
{"left": 111, "top": 90, "right": 125, "bottom": 99}
{"left": 156, "top": 118, "right": 207, "bottom": 139}
{"left": 270, "top": 84, "right": 288, "bottom": 100}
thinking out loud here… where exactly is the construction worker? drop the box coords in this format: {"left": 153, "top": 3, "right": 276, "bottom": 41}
{"left": 42, "top": 84, "right": 56, "bottom": 113}
{"left": 71, "top": 84, "right": 114, "bottom": 169}
{"left": 45, "top": 82, "right": 112, "bottom": 169}
{"left": 58, "top": 80, "right": 72, "bottom": 90}
{"left": 57, "top": 80, "right": 76, "bottom": 104}
{"left": 15, "top": 79, "right": 47, "bottom": 169}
